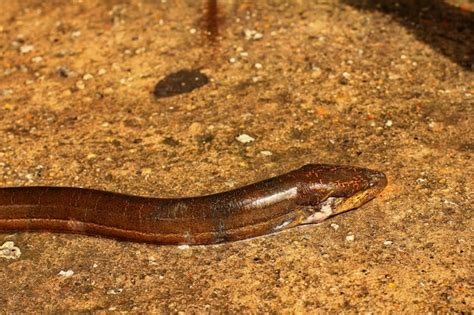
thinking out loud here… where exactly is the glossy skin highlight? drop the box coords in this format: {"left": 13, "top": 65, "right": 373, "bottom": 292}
{"left": 0, "top": 164, "right": 387, "bottom": 245}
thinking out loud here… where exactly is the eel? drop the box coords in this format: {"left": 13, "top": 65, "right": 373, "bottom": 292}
{"left": 0, "top": 164, "right": 387, "bottom": 245}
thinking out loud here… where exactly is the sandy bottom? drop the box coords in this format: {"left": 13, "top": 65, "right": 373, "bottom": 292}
{"left": 0, "top": 0, "right": 472, "bottom": 312}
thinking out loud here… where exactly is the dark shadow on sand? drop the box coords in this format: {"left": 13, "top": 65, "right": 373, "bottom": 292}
{"left": 341, "top": 0, "right": 473, "bottom": 70}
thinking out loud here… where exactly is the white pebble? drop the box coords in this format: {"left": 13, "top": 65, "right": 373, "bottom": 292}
{"left": 416, "top": 177, "right": 427, "bottom": 184}
{"left": 98, "top": 68, "right": 107, "bottom": 75}
{"left": 83, "top": 73, "right": 93, "bottom": 80}
{"left": 330, "top": 223, "right": 339, "bottom": 231}
{"left": 254, "top": 63, "right": 263, "bottom": 69}
{"left": 243, "top": 29, "right": 263, "bottom": 40}
{"left": 0, "top": 241, "right": 21, "bottom": 260}
{"left": 20, "top": 44, "right": 34, "bottom": 54}
{"left": 71, "top": 30, "right": 81, "bottom": 38}
{"left": 236, "top": 134, "right": 255, "bottom": 143}
{"left": 260, "top": 150, "right": 272, "bottom": 156}
{"left": 75, "top": 80, "right": 85, "bottom": 90}
{"left": 229, "top": 57, "right": 236, "bottom": 63}
{"left": 31, "top": 56, "right": 43, "bottom": 63}
{"left": 58, "top": 269, "right": 74, "bottom": 277}
{"left": 107, "top": 288, "right": 123, "bottom": 295}
{"left": 2, "top": 89, "right": 13, "bottom": 96}
{"left": 385, "top": 120, "right": 393, "bottom": 127}
{"left": 345, "top": 233, "right": 355, "bottom": 242}
{"left": 178, "top": 245, "right": 190, "bottom": 250}
{"left": 383, "top": 240, "right": 393, "bottom": 245}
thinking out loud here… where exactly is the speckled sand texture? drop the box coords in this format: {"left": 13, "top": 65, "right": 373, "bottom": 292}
{"left": 0, "top": 0, "right": 473, "bottom": 312}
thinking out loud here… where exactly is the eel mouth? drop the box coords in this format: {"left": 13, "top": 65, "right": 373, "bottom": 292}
{"left": 332, "top": 169, "right": 387, "bottom": 216}
{"left": 303, "top": 169, "right": 387, "bottom": 224}
{"left": 331, "top": 184, "right": 384, "bottom": 216}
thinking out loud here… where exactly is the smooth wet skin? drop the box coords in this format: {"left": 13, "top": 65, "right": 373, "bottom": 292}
{"left": 0, "top": 164, "right": 387, "bottom": 245}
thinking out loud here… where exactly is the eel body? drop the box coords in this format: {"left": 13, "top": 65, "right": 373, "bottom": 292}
{"left": 0, "top": 164, "right": 387, "bottom": 245}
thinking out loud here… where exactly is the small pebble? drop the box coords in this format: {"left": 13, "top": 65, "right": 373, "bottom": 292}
{"left": 58, "top": 66, "right": 72, "bottom": 78}
{"left": 340, "top": 72, "right": 351, "bottom": 84}
{"left": 71, "top": 30, "right": 81, "bottom": 38}
{"left": 83, "top": 73, "right": 93, "bottom": 81}
{"left": 236, "top": 134, "right": 255, "bottom": 143}
{"left": 2, "top": 89, "right": 13, "bottom": 96}
{"left": 229, "top": 57, "right": 236, "bottom": 64}
{"left": 243, "top": 29, "right": 263, "bottom": 40}
{"left": 75, "top": 81, "right": 85, "bottom": 90}
{"left": 103, "top": 88, "right": 114, "bottom": 95}
{"left": 311, "top": 67, "right": 322, "bottom": 79}
{"left": 178, "top": 245, "right": 190, "bottom": 250}
{"left": 141, "top": 168, "right": 152, "bottom": 176}
{"left": 148, "top": 256, "right": 158, "bottom": 266}
{"left": 330, "top": 223, "right": 339, "bottom": 231}
{"left": 98, "top": 68, "right": 107, "bottom": 75}
{"left": 0, "top": 241, "right": 21, "bottom": 260}
{"left": 86, "top": 153, "right": 97, "bottom": 159}
{"left": 188, "top": 122, "right": 203, "bottom": 136}
{"left": 416, "top": 177, "right": 427, "bottom": 184}
{"left": 385, "top": 120, "right": 393, "bottom": 127}
{"left": 260, "top": 150, "right": 272, "bottom": 156}
{"left": 383, "top": 240, "right": 393, "bottom": 245}
{"left": 107, "top": 288, "right": 123, "bottom": 295}
{"left": 254, "top": 63, "right": 263, "bottom": 69}
{"left": 58, "top": 269, "right": 74, "bottom": 277}
{"left": 346, "top": 233, "right": 355, "bottom": 242}
{"left": 31, "top": 56, "right": 43, "bottom": 63}
{"left": 19, "top": 44, "right": 34, "bottom": 54}
{"left": 62, "top": 89, "right": 72, "bottom": 97}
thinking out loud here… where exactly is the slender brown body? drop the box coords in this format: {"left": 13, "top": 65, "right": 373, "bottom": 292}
{"left": 0, "top": 164, "right": 387, "bottom": 245}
